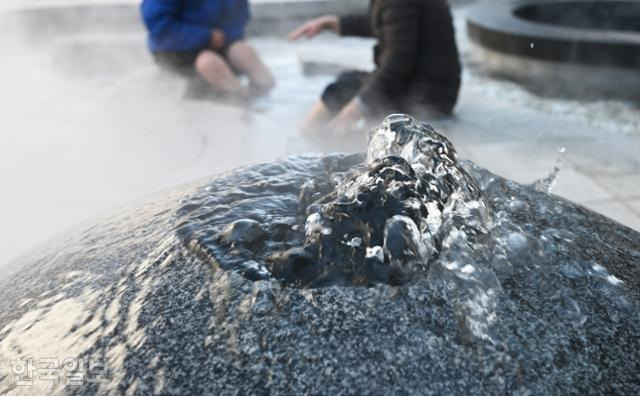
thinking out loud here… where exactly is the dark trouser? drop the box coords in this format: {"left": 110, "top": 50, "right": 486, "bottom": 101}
{"left": 152, "top": 51, "right": 202, "bottom": 77}
{"left": 321, "top": 70, "right": 458, "bottom": 119}
{"left": 151, "top": 43, "right": 242, "bottom": 100}
{"left": 321, "top": 71, "right": 373, "bottom": 114}
{"left": 151, "top": 40, "right": 240, "bottom": 77}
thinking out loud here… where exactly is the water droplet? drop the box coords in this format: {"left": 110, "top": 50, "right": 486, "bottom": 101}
{"left": 461, "top": 264, "right": 475, "bottom": 274}
{"left": 606, "top": 275, "right": 623, "bottom": 285}
{"left": 366, "top": 246, "right": 384, "bottom": 262}
{"left": 251, "top": 281, "right": 276, "bottom": 317}
{"left": 532, "top": 148, "right": 566, "bottom": 194}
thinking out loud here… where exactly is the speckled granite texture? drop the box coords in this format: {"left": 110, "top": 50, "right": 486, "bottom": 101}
{"left": 1, "top": 147, "right": 639, "bottom": 394}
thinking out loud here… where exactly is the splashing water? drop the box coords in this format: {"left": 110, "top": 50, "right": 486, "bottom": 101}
{"left": 173, "top": 115, "right": 639, "bottom": 345}
{"left": 2, "top": 114, "right": 639, "bottom": 394}
{"left": 178, "top": 115, "right": 494, "bottom": 288}
{"left": 281, "top": 114, "right": 496, "bottom": 287}
{"left": 533, "top": 146, "right": 566, "bottom": 193}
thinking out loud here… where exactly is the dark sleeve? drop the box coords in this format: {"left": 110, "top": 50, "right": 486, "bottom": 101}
{"left": 219, "top": 0, "right": 250, "bottom": 43}
{"left": 339, "top": 14, "right": 373, "bottom": 37}
{"left": 358, "top": 1, "right": 419, "bottom": 111}
{"left": 141, "top": 0, "right": 212, "bottom": 51}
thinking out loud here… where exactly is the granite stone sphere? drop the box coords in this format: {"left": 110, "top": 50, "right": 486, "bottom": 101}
{"left": 1, "top": 116, "right": 639, "bottom": 394}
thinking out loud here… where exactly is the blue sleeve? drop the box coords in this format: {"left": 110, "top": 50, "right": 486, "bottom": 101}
{"left": 141, "top": 0, "right": 211, "bottom": 51}
{"left": 219, "top": 0, "right": 250, "bottom": 43}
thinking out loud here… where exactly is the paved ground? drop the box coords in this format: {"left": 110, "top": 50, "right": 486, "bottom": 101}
{"left": 297, "top": 14, "right": 640, "bottom": 232}
{"left": 446, "top": 5, "right": 640, "bottom": 233}
{"left": 0, "top": 0, "right": 638, "bottom": 264}
{"left": 445, "top": 89, "right": 640, "bottom": 231}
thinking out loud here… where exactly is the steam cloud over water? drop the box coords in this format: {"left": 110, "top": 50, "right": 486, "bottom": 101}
{"left": 0, "top": 12, "right": 338, "bottom": 264}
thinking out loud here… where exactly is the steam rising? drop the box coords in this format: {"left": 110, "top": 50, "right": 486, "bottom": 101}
{"left": 0, "top": 9, "right": 357, "bottom": 264}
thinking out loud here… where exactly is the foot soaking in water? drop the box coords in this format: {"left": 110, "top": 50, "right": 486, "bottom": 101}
{"left": 289, "top": 0, "right": 461, "bottom": 134}
{"left": 1, "top": 115, "right": 639, "bottom": 394}
{"left": 141, "top": 0, "right": 275, "bottom": 99}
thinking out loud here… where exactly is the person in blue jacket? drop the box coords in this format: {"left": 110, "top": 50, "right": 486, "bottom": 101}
{"left": 141, "top": 0, "right": 275, "bottom": 97}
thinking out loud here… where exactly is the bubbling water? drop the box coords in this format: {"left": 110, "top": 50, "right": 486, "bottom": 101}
{"left": 177, "top": 115, "right": 496, "bottom": 288}
{"left": 279, "top": 115, "right": 495, "bottom": 287}
{"left": 168, "top": 113, "right": 640, "bottom": 347}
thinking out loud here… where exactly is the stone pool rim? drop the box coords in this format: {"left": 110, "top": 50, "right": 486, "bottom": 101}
{"left": 467, "top": 0, "right": 640, "bottom": 68}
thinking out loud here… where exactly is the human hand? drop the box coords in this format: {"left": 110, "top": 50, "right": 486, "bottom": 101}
{"left": 210, "top": 29, "right": 225, "bottom": 50}
{"left": 288, "top": 15, "right": 340, "bottom": 41}
{"left": 328, "top": 99, "right": 363, "bottom": 134}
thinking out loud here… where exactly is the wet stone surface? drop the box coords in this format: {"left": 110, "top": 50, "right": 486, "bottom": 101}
{"left": 178, "top": 115, "right": 493, "bottom": 288}
{"left": 0, "top": 116, "right": 639, "bottom": 394}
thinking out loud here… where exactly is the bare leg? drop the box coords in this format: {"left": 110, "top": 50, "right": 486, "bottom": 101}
{"left": 226, "top": 41, "right": 276, "bottom": 95}
{"left": 300, "top": 101, "right": 332, "bottom": 135}
{"left": 195, "top": 50, "right": 246, "bottom": 95}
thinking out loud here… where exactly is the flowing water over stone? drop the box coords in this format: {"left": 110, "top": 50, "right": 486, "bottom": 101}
{"left": 177, "top": 115, "right": 494, "bottom": 288}
{"left": 0, "top": 116, "right": 639, "bottom": 394}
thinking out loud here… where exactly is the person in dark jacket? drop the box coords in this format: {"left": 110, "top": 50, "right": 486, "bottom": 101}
{"left": 141, "top": 0, "right": 275, "bottom": 97}
{"left": 289, "top": 0, "right": 461, "bottom": 134}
